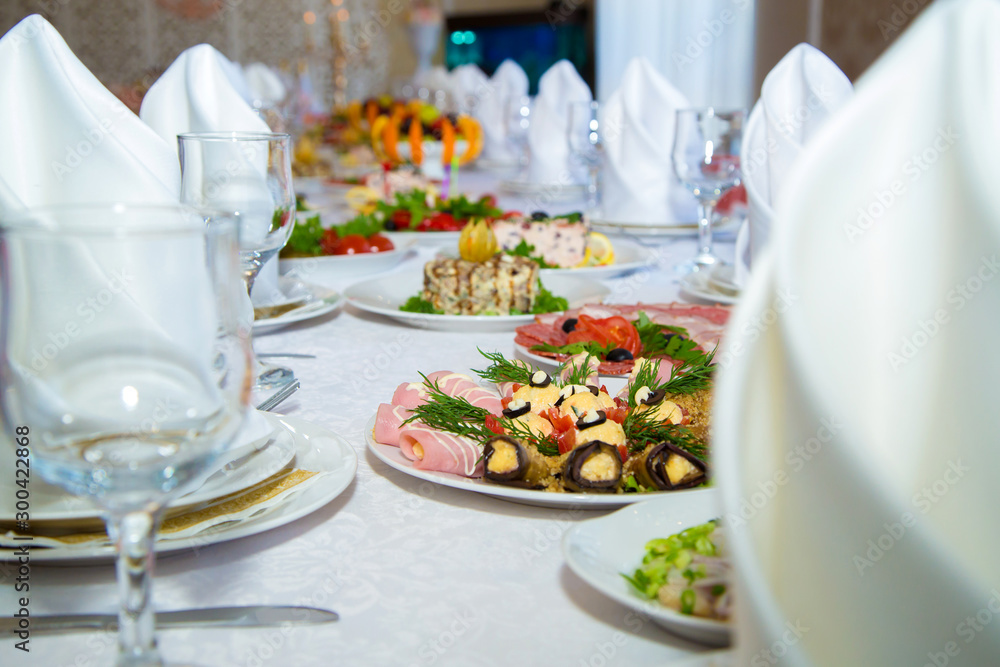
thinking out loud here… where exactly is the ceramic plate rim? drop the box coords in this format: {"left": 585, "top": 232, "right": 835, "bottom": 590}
{"left": 561, "top": 492, "right": 731, "bottom": 644}
{"left": 253, "top": 280, "right": 343, "bottom": 333}
{"left": 513, "top": 343, "right": 634, "bottom": 378}
{"left": 679, "top": 271, "right": 739, "bottom": 306}
{"left": 365, "top": 415, "right": 704, "bottom": 510}
{"left": 3, "top": 415, "right": 358, "bottom": 563}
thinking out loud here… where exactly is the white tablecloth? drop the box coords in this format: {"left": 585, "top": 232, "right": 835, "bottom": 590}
{"left": 1, "top": 168, "right": 734, "bottom": 667}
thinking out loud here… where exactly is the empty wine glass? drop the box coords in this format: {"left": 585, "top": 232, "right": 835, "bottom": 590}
{"left": 672, "top": 107, "right": 746, "bottom": 273}
{"left": 177, "top": 131, "right": 296, "bottom": 390}
{"left": 0, "top": 204, "right": 250, "bottom": 666}
{"left": 567, "top": 100, "right": 604, "bottom": 214}
{"left": 505, "top": 95, "right": 532, "bottom": 175}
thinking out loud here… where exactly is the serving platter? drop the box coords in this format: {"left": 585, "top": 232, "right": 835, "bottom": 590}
{"left": 365, "top": 416, "right": 706, "bottom": 510}
{"left": 279, "top": 238, "right": 418, "bottom": 287}
{"left": 344, "top": 270, "right": 610, "bottom": 332}
{"left": 562, "top": 492, "right": 730, "bottom": 645}
{"left": 0, "top": 414, "right": 358, "bottom": 563}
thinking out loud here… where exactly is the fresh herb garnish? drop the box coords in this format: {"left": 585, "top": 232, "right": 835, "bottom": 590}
{"left": 473, "top": 349, "right": 535, "bottom": 386}
{"left": 283, "top": 213, "right": 325, "bottom": 257}
{"left": 622, "top": 474, "right": 656, "bottom": 494}
{"left": 375, "top": 189, "right": 432, "bottom": 228}
{"left": 661, "top": 347, "right": 717, "bottom": 396}
{"left": 557, "top": 353, "right": 599, "bottom": 386}
{"left": 439, "top": 194, "right": 502, "bottom": 219}
{"left": 498, "top": 416, "right": 560, "bottom": 456}
{"left": 399, "top": 295, "right": 443, "bottom": 314}
{"left": 532, "top": 280, "right": 568, "bottom": 314}
{"left": 532, "top": 340, "right": 615, "bottom": 358}
{"left": 622, "top": 408, "right": 706, "bottom": 458}
{"left": 626, "top": 358, "right": 668, "bottom": 407}
{"left": 404, "top": 374, "right": 492, "bottom": 439}
{"left": 334, "top": 213, "right": 384, "bottom": 238}
{"left": 621, "top": 520, "right": 720, "bottom": 601}
{"left": 504, "top": 239, "right": 558, "bottom": 269}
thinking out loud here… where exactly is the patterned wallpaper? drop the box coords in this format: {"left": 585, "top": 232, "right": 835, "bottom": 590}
{"left": 0, "top": 0, "right": 415, "bottom": 107}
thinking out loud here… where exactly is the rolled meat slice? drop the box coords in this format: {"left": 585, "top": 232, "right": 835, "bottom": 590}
{"left": 398, "top": 425, "right": 484, "bottom": 477}
{"left": 558, "top": 352, "right": 600, "bottom": 386}
{"left": 625, "top": 442, "right": 707, "bottom": 490}
{"left": 456, "top": 385, "right": 503, "bottom": 415}
{"left": 373, "top": 403, "right": 413, "bottom": 446}
{"left": 483, "top": 435, "right": 553, "bottom": 489}
{"left": 391, "top": 382, "right": 430, "bottom": 409}
{"left": 424, "top": 371, "right": 479, "bottom": 396}
{"left": 562, "top": 440, "right": 622, "bottom": 492}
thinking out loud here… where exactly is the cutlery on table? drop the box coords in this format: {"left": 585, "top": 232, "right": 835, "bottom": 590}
{"left": 257, "top": 352, "right": 317, "bottom": 359}
{"left": 0, "top": 605, "right": 338, "bottom": 635}
{"left": 255, "top": 379, "right": 300, "bottom": 412}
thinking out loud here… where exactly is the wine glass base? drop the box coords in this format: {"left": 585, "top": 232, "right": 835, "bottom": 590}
{"left": 676, "top": 254, "right": 720, "bottom": 276}
{"left": 254, "top": 364, "right": 296, "bottom": 392}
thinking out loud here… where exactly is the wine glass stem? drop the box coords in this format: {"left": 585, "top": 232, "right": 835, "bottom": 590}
{"left": 696, "top": 201, "right": 716, "bottom": 265}
{"left": 587, "top": 165, "right": 599, "bottom": 211}
{"left": 108, "top": 510, "right": 162, "bottom": 667}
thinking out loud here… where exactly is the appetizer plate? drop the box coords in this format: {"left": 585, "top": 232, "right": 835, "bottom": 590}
{"left": 365, "top": 416, "right": 695, "bottom": 510}
{"left": 279, "top": 239, "right": 418, "bottom": 288}
{"left": 513, "top": 343, "right": 634, "bottom": 378}
{"left": 253, "top": 278, "right": 343, "bottom": 334}
{"left": 345, "top": 270, "right": 610, "bottom": 332}
{"left": 0, "top": 415, "right": 358, "bottom": 564}
{"left": 679, "top": 267, "right": 740, "bottom": 306}
{"left": 436, "top": 239, "right": 654, "bottom": 279}
{"left": 499, "top": 178, "right": 588, "bottom": 200}
{"left": 590, "top": 215, "right": 742, "bottom": 238}
{"left": 383, "top": 230, "right": 462, "bottom": 248}
{"left": 0, "top": 412, "right": 294, "bottom": 525}
{"left": 562, "top": 491, "right": 730, "bottom": 646}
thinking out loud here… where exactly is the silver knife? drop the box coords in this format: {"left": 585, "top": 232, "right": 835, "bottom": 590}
{"left": 1, "top": 605, "right": 338, "bottom": 635}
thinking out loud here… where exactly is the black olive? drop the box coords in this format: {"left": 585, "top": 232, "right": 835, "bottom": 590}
{"left": 502, "top": 401, "right": 531, "bottom": 419}
{"left": 587, "top": 385, "right": 600, "bottom": 396}
{"left": 529, "top": 370, "right": 551, "bottom": 388}
{"left": 660, "top": 332, "right": 678, "bottom": 345}
{"left": 641, "top": 388, "right": 666, "bottom": 406}
{"left": 606, "top": 348, "right": 633, "bottom": 362}
{"left": 531, "top": 211, "right": 549, "bottom": 220}
{"left": 576, "top": 410, "right": 608, "bottom": 431}
{"left": 561, "top": 318, "right": 578, "bottom": 333}
{"left": 383, "top": 220, "right": 397, "bottom": 231}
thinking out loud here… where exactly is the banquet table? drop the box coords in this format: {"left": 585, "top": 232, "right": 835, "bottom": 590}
{"left": 1, "top": 168, "right": 735, "bottom": 667}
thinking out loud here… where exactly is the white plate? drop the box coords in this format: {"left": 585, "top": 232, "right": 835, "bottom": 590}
{"left": 365, "top": 415, "right": 700, "bottom": 510}
{"left": 562, "top": 492, "right": 730, "bottom": 646}
{"left": 0, "top": 413, "right": 295, "bottom": 524}
{"left": 1, "top": 415, "right": 358, "bottom": 563}
{"left": 499, "top": 178, "right": 588, "bottom": 200}
{"left": 279, "top": 240, "right": 418, "bottom": 287}
{"left": 383, "top": 230, "right": 462, "bottom": 248}
{"left": 680, "top": 268, "right": 739, "bottom": 306}
{"left": 253, "top": 279, "right": 343, "bottom": 334}
{"left": 344, "top": 270, "right": 610, "bottom": 332}
{"left": 436, "top": 239, "right": 654, "bottom": 279}
{"left": 667, "top": 651, "right": 733, "bottom": 666}
{"left": 590, "top": 215, "right": 743, "bottom": 238}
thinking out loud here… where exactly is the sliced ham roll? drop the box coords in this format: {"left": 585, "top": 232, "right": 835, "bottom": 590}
{"left": 423, "top": 371, "right": 478, "bottom": 396}
{"left": 457, "top": 385, "right": 503, "bottom": 415}
{"left": 391, "top": 382, "right": 430, "bottom": 409}
{"left": 373, "top": 403, "right": 413, "bottom": 446}
{"left": 496, "top": 381, "right": 519, "bottom": 399}
{"left": 398, "top": 425, "right": 484, "bottom": 477}
{"left": 558, "top": 352, "right": 600, "bottom": 385}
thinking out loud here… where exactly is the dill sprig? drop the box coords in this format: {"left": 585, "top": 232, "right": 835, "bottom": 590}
{"left": 498, "top": 416, "right": 560, "bottom": 456}
{"left": 626, "top": 358, "right": 667, "bottom": 407}
{"left": 661, "top": 346, "right": 717, "bottom": 396}
{"left": 472, "top": 349, "right": 535, "bottom": 386}
{"left": 623, "top": 407, "right": 707, "bottom": 459}
{"left": 403, "top": 374, "right": 493, "bottom": 440}
{"left": 557, "top": 352, "right": 599, "bottom": 387}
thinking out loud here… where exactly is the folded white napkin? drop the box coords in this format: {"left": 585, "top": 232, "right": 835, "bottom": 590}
{"left": 476, "top": 59, "right": 529, "bottom": 162}
{"left": 450, "top": 63, "right": 489, "bottom": 115}
{"left": 600, "top": 57, "right": 697, "bottom": 224}
{"left": 0, "top": 16, "right": 269, "bottom": 499}
{"left": 741, "top": 43, "right": 853, "bottom": 262}
{"left": 141, "top": 44, "right": 280, "bottom": 308}
{"left": 244, "top": 62, "right": 287, "bottom": 109}
{"left": 526, "top": 60, "right": 592, "bottom": 184}
{"left": 716, "top": 1, "right": 1000, "bottom": 664}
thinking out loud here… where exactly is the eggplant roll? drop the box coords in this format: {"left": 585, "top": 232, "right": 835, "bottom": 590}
{"left": 562, "top": 441, "right": 622, "bottom": 493}
{"left": 483, "top": 436, "right": 552, "bottom": 489}
{"left": 626, "top": 442, "right": 708, "bottom": 491}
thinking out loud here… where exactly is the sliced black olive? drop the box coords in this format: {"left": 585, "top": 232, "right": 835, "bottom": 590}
{"left": 606, "top": 348, "right": 634, "bottom": 362}
{"left": 502, "top": 401, "right": 531, "bottom": 419}
{"left": 530, "top": 211, "right": 549, "bottom": 220}
{"left": 383, "top": 220, "right": 398, "bottom": 231}
{"left": 587, "top": 385, "right": 600, "bottom": 396}
{"left": 555, "top": 384, "right": 586, "bottom": 407}
{"left": 529, "top": 370, "right": 551, "bottom": 388}
{"left": 659, "top": 332, "right": 678, "bottom": 346}
{"left": 641, "top": 388, "right": 666, "bottom": 406}
{"left": 576, "top": 410, "right": 607, "bottom": 430}
{"left": 561, "top": 318, "right": 578, "bottom": 333}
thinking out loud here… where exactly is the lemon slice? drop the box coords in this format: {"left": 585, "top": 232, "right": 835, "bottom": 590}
{"left": 345, "top": 186, "right": 380, "bottom": 213}
{"left": 577, "top": 232, "right": 615, "bottom": 267}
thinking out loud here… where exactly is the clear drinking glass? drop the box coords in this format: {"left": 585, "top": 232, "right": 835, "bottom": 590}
{"left": 177, "top": 132, "right": 296, "bottom": 390}
{"left": 505, "top": 95, "right": 533, "bottom": 175}
{"left": 567, "top": 100, "right": 604, "bottom": 214}
{"left": 672, "top": 108, "right": 746, "bottom": 272}
{"left": 0, "top": 204, "right": 250, "bottom": 666}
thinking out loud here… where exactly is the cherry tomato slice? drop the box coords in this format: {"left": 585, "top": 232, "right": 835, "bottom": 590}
{"left": 485, "top": 415, "right": 504, "bottom": 435}
{"left": 557, "top": 429, "right": 577, "bottom": 455}
{"left": 566, "top": 315, "right": 642, "bottom": 358}
{"left": 368, "top": 233, "right": 394, "bottom": 252}
{"left": 617, "top": 444, "right": 628, "bottom": 463}
{"left": 333, "top": 234, "right": 372, "bottom": 255}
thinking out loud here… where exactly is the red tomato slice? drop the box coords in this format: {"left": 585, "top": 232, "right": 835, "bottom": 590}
{"left": 333, "top": 234, "right": 372, "bottom": 255}
{"left": 545, "top": 407, "right": 574, "bottom": 433}
{"left": 485, "top": 415, "right": 504, "bottom": 435}
{"left": 566, "top": 315, "right": 642, "bottom": 358}
{"left": 368, "top": 233, "right": 394, "bottom": 252}
{"left": 617, "top": 444, "right": 628, "bottom": 463}
{"left": 320, "top": 229, "right": 341, "bottom": 255}
{"left": 500, "top": 396, "right": 512, "bottom": 410}
{"left": 557, "top": 429, "right": 577, "bottom": 455}
{"left": 606, "top": 406, "right": 628, "bottom": 424}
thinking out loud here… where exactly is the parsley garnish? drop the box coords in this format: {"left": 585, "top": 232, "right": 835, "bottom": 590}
{"left": 504, "top": 240, "right": 558, "bottom": 269}
{"left": 399, "top": 296, "right": 443, "bottom": 314}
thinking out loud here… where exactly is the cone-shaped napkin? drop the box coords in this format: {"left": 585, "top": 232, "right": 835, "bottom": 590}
{"left": 244, "top": 62, "right": 287, "bottom": 108}
{"left": 600, "top": 57, "right": 696, "bottom": 225}
{"left": 716, "top": 1, "right": 1000, "bottom": 664}
{"left": 526, "top": 60, "right": 591, "bottom": 184}
{"left": 478, "top": 59, "right": 529, "bottom": 163}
